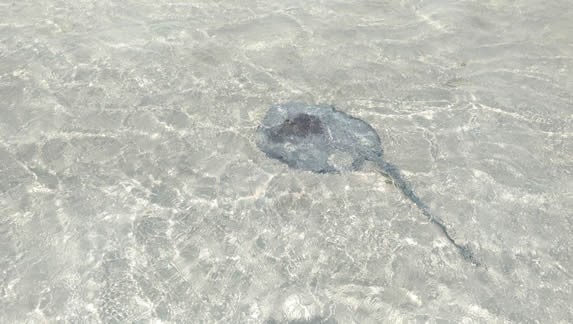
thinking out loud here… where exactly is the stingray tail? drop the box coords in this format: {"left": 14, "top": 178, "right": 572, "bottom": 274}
{"left": 376, "top": 160, "right": 481, "bottom": 267}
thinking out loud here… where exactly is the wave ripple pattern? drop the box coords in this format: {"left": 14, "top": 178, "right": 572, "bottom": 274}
{"left": 0, "top": 0, "right": 571, "bottom": 323}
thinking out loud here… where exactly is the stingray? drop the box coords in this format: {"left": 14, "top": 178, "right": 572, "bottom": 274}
{"left": 257, "top": 102, "right": 481, "bottom": 267}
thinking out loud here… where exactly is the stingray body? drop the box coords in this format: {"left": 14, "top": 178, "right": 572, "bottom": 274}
{"left": 257, "top": 102, "right": 480, "bottom": 266}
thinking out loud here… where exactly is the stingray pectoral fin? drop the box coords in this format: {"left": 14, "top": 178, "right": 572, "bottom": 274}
{"left": 351, "top": 157, "right": 365, "bottom": 171}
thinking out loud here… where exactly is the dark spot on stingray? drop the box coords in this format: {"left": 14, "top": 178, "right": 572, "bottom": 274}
{"left": 269, "top": 113, "right": 325, "bottom": 143}
{"left": 257, "top": 102, "right": 482, "bottom": 267}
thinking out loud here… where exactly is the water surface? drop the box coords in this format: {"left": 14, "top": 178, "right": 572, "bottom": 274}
{"left": 1, "top": 0, "right": 572, "bottom": 322}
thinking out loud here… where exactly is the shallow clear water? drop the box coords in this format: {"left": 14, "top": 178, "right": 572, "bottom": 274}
{"left": 1, "top": 0, "right": 572, "bottom": 323}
